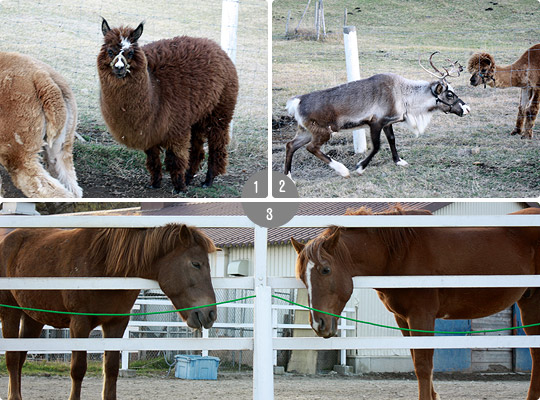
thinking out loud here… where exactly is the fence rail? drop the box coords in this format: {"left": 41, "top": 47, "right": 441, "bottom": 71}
{"left": 1, "top": 213, "right": 540, "bottom": 400}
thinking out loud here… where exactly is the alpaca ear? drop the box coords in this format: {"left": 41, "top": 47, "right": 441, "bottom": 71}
{"left": 290, "top": 237, "right": 305, "bottom": 254}
{"left": 131, "top": 21, "right": 144, "bottom": 42}
{"left": 101, "top": 18, "right": 111, "bottom": 36}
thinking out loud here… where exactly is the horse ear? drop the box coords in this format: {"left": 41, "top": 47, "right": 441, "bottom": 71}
{"left": 131, "top": 21, "right": 144, "bottom": 42}
{"left": 101, "top": 18, "right": 111, "bottom": 36}
{"left": 290, "top": 237, "right": 305, "bottom": 254}
{"left": 179, "top": 225, "right": 193, "bottom": 244}
{"left": 323, "top": 229, "right": 341, "bottom": 251}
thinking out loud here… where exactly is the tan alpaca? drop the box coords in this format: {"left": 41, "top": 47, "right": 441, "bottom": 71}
{"left": 468, "top": 44, "right": 540, "bottom": 138}
{"left": 0, "top": 52, "right": 82, "bottom": 198}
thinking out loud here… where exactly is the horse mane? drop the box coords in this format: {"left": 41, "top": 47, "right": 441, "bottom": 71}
{"left": 89, "top": 224, "right": 217, "bottom": 277}
{"left": 296, "top": 205, "right": 432, "bottom": 278}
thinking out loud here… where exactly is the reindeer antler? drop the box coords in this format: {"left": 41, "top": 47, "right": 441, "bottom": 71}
{"left": 419, "top": 52, "right": 463, "bottom": 80}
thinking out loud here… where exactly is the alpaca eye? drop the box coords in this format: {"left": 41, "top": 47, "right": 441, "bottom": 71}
{"left": 191, "top": 261, "right": 201, "bottom": 269}
{"left": 127, "top": 50, "right": 134, "bottom": 59}
{"left": 321, "top": 266, "right": 331, "bottom": 275}
{"left": 107, "top": 49, "right": 114, "bottom": 57}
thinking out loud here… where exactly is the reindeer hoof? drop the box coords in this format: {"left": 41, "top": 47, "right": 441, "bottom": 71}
{"left": 510, "top": 128, "right": 521, "bottom": 136}
{"left": 356, "top": 165, "right": 365, "bottom": 175}
{"left": 396, "top": 159, "right": 409, "bottom": 167}
{"left": 328, "top": 160, "right": 350, "bottom": 178}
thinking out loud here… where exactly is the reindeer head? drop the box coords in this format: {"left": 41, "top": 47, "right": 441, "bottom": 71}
{"left": 99, "top": 18, "right": 144, "bottom": 79}
{"left": 420, "top": 52, "right": 470, "bottom": 117}
{"left": 467, "top": 52, "right": 496, "bottom": 88}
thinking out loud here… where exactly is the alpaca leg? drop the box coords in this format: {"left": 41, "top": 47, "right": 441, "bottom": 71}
{"left": 523, "top": 88, "right": 540, "bottom": 138}
{"left": 511, "top": 87, "right": 529, "bottom": 136}
{"left": 101, "top": 317, "right": 130, "bottom": 400}
{"left": 185, "top": 133, "right": 205, "bottom": 186}
{"left": 8, "top": 154, "right": 77, "bottom": 198}
{"left": 165, "top": 146, "right": 189, "bottom": 193}
{"left": 144, "top": 146, "right": 162, "bottom": 189}
{"left": 203, "top": 120, "right": 231, "bottom": 188}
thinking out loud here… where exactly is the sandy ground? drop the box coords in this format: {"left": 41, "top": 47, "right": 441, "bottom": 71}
{"left": 0, "top": 373, "right": 532, "bottom": 400}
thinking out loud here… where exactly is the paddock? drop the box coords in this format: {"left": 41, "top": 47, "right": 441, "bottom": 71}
{"left": 2, "top": 212, "right": 540, "bottom": 399}
{"left": 272, "top": 0, "right": 540, "bottom": 197}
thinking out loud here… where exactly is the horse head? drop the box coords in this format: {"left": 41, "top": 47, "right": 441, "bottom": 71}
{"left": 155, "top": 225, "right": 218, "bottom": 330}
{"left": 291, "top": 228, "right": 353, "bottom": 338}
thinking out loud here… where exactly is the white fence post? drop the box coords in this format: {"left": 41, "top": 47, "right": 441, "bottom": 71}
{"left": 343, "top": 26, "right": 367, "bottom": 154}
{"left": 253, "top": 225, "right": 273, "bottom": 400}
{"left": 221, "top": 0, "right": 239, "bottom": 139}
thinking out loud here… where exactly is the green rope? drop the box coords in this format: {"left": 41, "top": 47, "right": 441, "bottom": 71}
{"left": 0, "top": 295, "right": 256, "bottom": 317}
{"left": 271, "top": 295, "right": 540, "bottom": 335}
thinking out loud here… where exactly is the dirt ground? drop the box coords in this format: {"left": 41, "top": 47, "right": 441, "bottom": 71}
{"left": 0, "top": 372, "right": 532, "bottom": 400}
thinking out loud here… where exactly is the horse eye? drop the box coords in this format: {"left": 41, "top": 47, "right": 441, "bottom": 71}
{"left": 321, "top": 266, "right": 331, "bottom": 275}
{"left": 191, "top": 261, "right": 201, "bottom": 269}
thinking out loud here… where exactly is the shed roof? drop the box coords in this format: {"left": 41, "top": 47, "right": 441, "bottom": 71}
{"left": 140, "top": 202, "right": 449, "bottom": 247}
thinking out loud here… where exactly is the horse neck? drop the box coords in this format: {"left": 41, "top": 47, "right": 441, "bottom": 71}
{"left": 341, "top": 229, "right": 390, "bottom": 277}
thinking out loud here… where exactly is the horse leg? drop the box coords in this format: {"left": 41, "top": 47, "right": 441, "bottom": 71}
{"left": 511, "top": 87, "right": 529, "bottom": 136}
{"left": 144, "top": 146, "right": 162, "bottom": 189}
{"left": 101, "top": 317, "right": 130, "bottom": 400}
{"left": 403, "top": 314, "right": 438, "bottom": 400}
{"left": 69, "top": 318, "right": 93, "bottom": 400}
{"left": 305, "top": 127, "right": 350, "bottom": 178}
{"left": 284, "top": 126, "right": 312, "bottom": 180}
{"left": 1, "top": 309, "right": 22, "bottom": 400}
{"left": 356, "top": 124, "right": 383, "bottom": 174}
{"left": 517, "top": 289, "right": 540, "bottom": 400}
{"left": 382, "top": 125, "right": 407, "bottom": 166}
{"left": 523, "top": 88, "right": 540, "bottom": 139}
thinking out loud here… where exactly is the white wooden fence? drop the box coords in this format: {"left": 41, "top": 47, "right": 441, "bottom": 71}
{"left": 1, "top": 213, "right": 540, "bottom": 400}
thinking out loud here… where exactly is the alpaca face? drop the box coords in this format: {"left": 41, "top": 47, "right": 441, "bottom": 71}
{"left": 468, "top": 53, "right": 496, "bottom": 88}
{"left": 100, "top": 19, "right": 144, "bottom": 79}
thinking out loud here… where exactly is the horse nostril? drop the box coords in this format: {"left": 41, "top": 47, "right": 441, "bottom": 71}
{"left": 209, "top": 310, "right": 216, "bottom": 321}
{"left": 319, "top": 317, "right": 325, "bottom": 331}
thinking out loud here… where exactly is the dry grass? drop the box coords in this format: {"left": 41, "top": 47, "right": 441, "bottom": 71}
{"left": 272, "top": 0, "right": 540, "bottom": 198}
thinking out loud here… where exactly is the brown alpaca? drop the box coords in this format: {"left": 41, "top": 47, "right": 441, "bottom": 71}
{"left": 97, "top": 19, "right": 238, "bottom": 192}
{"left": 468, "top": 44, "right": 540, "bottom": 138}
{"left": 0, "top": 52, "right": 82, "bottom": 198}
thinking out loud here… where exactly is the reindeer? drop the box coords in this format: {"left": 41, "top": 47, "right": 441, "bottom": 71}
{"left": 468, "top": 44, "right": 540, "bottom": 138}
{"left": 284, "top": 53, "right": 470, "bottom": 181}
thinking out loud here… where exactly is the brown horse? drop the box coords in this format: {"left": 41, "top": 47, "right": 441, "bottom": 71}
{"left": 0, "top": 224, "right": 218, "bottom": 400}
{"left": 291, "top": 206, "right": 540, "bottom": 400}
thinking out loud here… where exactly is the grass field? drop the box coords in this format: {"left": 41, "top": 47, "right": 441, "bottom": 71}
{"left": 0, "top": 0, "right": 267, "bottom": 198}
{"left": 272, "top": 0, "right": 540, "bottom": 198}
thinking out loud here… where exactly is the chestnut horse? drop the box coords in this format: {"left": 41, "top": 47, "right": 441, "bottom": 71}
{"left": 291, "top": 206, "right": 540, "bottom": 400}
{"left": 0, "top": 224, "right": 218, "bottom": 400}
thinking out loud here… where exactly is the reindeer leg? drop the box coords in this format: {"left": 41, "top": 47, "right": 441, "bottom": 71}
{"left": 284, "top": 126, "right": 312, "bottom": 181}
{"left": 511, "top": 87, "right": 529, "bottom": 136}
{"left": 356, "top": 124, "right": 383, "bottom": 174}
{"left": 305, "top": 126, "right": 350, "bottom": 178}
{"left": 144, "top": 146, "right": 162, "bottom": 189}
{"left": 523, "top": 88, "right": 540, "bottom": 139}
{"left": 383, "top": 125, "right": 408, "bottom": 166}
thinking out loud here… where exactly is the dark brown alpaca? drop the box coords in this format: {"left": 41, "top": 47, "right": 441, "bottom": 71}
{"left": 468, "top": 44, "right": 540, "bottom": 138}
{"left": 97, "top": 19, "right": 238, "bottom": 192}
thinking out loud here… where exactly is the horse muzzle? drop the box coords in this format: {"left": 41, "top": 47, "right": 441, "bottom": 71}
{"left": 312, "top": 315, "right": 338, "bottom": 338}
{"left": 184, "top": 306, "right": 217, "bottom": 330}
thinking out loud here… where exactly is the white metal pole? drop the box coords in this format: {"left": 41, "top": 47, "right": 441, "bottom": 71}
{"left": 253, "top": 226, "right": 273, "bottom": 400}
{"left": 220, "top": 0, "right": 239, "bottom": 139}
{"left": 343, "top": 26, "right": 366, "bottom": 154}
